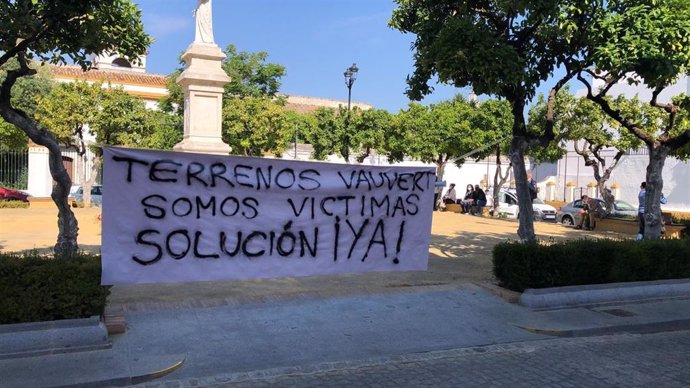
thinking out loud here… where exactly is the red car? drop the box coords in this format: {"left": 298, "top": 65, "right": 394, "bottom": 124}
{"left": 0, "top": 186, "right": 30, "bottom": 202}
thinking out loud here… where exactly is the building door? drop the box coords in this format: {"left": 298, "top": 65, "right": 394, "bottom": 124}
{"left": 62, "top": 156, "right": 73, "bottom": 182}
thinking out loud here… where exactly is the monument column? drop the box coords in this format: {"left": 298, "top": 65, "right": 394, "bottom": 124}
{"left": 174, "top": 0, "right": 231, "bottom": 155}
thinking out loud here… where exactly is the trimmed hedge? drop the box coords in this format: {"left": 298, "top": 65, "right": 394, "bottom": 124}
{"left": 493, "top": 238, "right": 690, "bottom": 292}
{"left": 0, "top": 252, "right": 109, "bottom": 324}
{"left": 0, "top": 200, "right": 30, "bottom": 208}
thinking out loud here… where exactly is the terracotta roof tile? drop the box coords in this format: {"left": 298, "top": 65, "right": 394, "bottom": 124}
{"left": 48, "top": 64, "right": 168, "bottom": 87}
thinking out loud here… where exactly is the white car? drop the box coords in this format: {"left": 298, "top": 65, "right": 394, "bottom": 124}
{"left": 490, "top": 190, "right": 557, "bottom": 221}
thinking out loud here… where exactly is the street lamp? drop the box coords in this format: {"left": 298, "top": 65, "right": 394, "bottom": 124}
{"left": 343, "top": 63, "right": 359, "bottom": 110}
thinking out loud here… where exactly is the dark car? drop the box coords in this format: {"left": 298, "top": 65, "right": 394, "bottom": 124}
{"left": 556, "top": 199, "right": 637, "bottom": 225}
{"left": 0, "top": 186, "right": 30, "bottom": 202}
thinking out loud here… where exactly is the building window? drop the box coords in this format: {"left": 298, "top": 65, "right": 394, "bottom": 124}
{"left": 111, "top": 58, "right": 132, "bottom": 68}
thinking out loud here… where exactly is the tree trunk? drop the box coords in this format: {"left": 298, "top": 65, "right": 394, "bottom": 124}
{"left": 492, "top": 147, "right": 511, "bottom": 217}
{"left": 509, "top": 136, "right": 535, "bottom": 241}
{"left": 435, "top": 161, "right": 446, "bottom": 181}
{"left": 643, "top": 145, "right": 668, "bottom": 240}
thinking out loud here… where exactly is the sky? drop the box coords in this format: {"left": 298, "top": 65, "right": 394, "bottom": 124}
{"left": 135, "top": 0, "right": 469, "bottom": 112}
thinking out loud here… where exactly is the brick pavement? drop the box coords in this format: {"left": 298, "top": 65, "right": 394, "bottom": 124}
{"left": 137, "top": 330, "right": 690, "bottom": 387}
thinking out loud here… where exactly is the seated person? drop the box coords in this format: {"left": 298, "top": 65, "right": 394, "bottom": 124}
{"left": 575, "top": 195, "right": 594, "bottom": 230}
{"left": 442, "top": 183, "right": 457, "bottom": 205}
{"left": 460, "top": 184, "right": 474, "bottom": 213}
{"left": 471, "top": 184, "right": 487, "bottom": 216}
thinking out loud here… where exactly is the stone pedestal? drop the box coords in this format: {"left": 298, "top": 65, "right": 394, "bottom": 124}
{"left": 173, "top": 43, "right": 231, "bottom": 155}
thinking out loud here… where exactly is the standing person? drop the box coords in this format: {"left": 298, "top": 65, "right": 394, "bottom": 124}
{"left": 637, "top": 182, "right": 669, "bottom": 240}
{"left": 637, "top": 182, "right": 646, "bottom": 240}
{"left": 433, "top": 179, "right": 444, "bottom": 211}
{"left": 472, "top": 184, "right": 487, "bottom": 216}
{"left": 460, "top": 184, "right": 474, "bottom": 213}
{"left": 575, "top": 195, "right": 593, "bottom": 230}
{"left": 442, "top": 183, "right": 457, "bottom": 205}
{"left": 527, "top": 173, "right": 538, "bottom": 201}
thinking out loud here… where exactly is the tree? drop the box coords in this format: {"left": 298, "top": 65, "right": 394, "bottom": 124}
{"left": 353, "top": 108, "right": 392, "bottom": 163}
{"left": 576, "top": 0, "right": 690, "bottom": 239}
{"left": 0, "top": 0, "right": 150, "bottom": 257}
{"left": 36, "top": 81, "right": 152, "bottom": 206}
{"left": 304, "top": 107, "right": 340, "bottom": 160}
{"left": 390, "top": 0, "right": 598, "bottom": 241}
{"left": 528, "top": 89, "right": 645, "bottom": 211}
{"left": 303, "top": 106, "right": 391, "bottom": 163}
{"left": 284, "top": 109, "right": 318, "bottom": 159}
{"left": 222, "top": 97, "right": 292, "bottom": 157}
{"left": 389, "top": 97, "right": 492, "bottom": 183}
{"left": 140, "top": 111, "right": 183, "bottom": 151}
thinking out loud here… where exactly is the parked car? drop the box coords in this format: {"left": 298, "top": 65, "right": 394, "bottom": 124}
{"left": 71, "top": 185, "right": 103, "bottom": 207}
{"left": 556, "top": 199, "right": 637, "bottom": 225}
{"left": 0, "top": 186, "right": 30, "bottom": 202}
{"left": 489, "top": 189, "right": 558, "bottom": 221}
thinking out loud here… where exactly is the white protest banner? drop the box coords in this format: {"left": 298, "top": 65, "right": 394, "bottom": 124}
{"left": 101, "top": 147, "right": 435, "bottom": 285}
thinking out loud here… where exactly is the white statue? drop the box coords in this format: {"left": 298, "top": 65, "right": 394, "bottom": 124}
{"left": 194, "top": 0, "right": 214, "bottom": 44}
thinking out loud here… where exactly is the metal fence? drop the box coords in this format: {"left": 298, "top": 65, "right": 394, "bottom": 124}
{"left": 0, "top": 149, "right": 28, "bottom": 189}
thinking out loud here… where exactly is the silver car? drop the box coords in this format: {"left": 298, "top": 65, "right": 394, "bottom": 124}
{"left": 70, "top": 185, "right": 103, "bottom": 207}
{"left": 556, "top": 199, "right": 637, "bottom": 225}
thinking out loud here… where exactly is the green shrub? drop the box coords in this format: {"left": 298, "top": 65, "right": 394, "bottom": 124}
{"left": 493, "top": 238, "right": 690, "bottom": 292}
{"left": 0, "top": 200, "right": 30, "bottom": 208}
{"left": 0, "top": 252, "right": 109, "bottom": 324}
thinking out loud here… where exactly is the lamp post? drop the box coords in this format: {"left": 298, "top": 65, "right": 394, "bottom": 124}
{"left": 343, "top": 63, "right": 359, "bottom": 110}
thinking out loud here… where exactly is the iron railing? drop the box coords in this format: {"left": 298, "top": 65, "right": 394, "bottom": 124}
{"left": 0, "top": 149, "right": 28, "bottom": 189}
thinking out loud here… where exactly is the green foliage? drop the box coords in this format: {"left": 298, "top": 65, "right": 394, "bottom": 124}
{"left": 35, "top": 81, "right": 100, "bottom": 146}
{"left": 304, "top": 107, "right": 341, "bottom": 160}
{"left": 299, "top": 106, "right": 391, "bottom": 163}
{"left": 0, "top": 1, "right": 151, "bottom": 70}
{"left": 493, "top": 238, "right": 690, "bottom": 292}
{"left": 36, "top": 82, "right": 153, "bottom": 152}
{"left": 140, "top": 110, "right": 183, "bottom": 150}
{"left": 527, "top": 88, "right": 645, "bottom": 163}
{"left": 588, "top": 0, "right": 690, "bottom": 90}
{"left": 0, "top": 59, "right": 53, "bottom": 149}
{"left": 387, "top": 97, "right": 510, "bottom": 177}
{"left": 0, "top": 200, "right": 30, "bottom": 208}
{"left": 90, "top": 87, "right": 152, "bottom": 148}
{"left": 0, "top": 252, "right": 109, "bottom": 324}
{"left": 390, "top": 0, "right": 593, "bottom": 102}
{"left": 222, "top": 97, "right": 292, "bottom": 157}
{"left": 222, "top": 45, "right": 286, "bottom": 99}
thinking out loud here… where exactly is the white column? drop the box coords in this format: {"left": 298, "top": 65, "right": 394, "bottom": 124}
{"left": 546, "top": 182, "right": 556, "bottom": 201}
{"left": 27, "top": 146, "right": 52, "bottom": 197}
{"left": 566, "top": 182, "right": 576, "bottom": 202}
{"left": 588, "top": 182, "right": 597, "bottom": 198}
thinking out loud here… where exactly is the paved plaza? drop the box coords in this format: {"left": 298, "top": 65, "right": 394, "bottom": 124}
{"left": 3, "top": 204, "right": 689, "bottom": 387}
{"left": 214, "top": 331, "right": 690, "bottom": 388}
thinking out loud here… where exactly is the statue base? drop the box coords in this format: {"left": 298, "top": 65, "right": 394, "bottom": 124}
{"left": 173, "top": 136, "right": 231, "bottom": 155}
{"left": 173, "top": 41, "right": 231, "bottom": 156}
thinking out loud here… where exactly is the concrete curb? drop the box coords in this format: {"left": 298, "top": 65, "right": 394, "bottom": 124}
{"left": 517, "top": 318, "right": 690, "bottom": 338}
{"left": 520, "top": 278, "right": 690, "bottom": 310}
{"left": 0, "top": 316, "right": 110, "bottom": 360}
